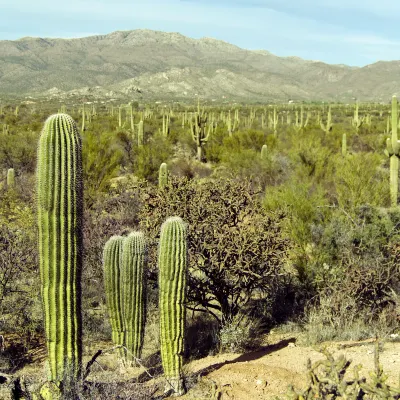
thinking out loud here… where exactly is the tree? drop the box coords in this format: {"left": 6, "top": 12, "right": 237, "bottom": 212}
{"left": 139, "top": 177, "right": 289, "bottom": 323}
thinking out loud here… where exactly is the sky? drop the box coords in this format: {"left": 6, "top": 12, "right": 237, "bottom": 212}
{"left": 1, "top": 0, "right": 400, "bottom": 66}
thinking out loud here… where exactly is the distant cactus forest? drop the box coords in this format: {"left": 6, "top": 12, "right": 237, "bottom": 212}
{"left": 1, "top": 96, "right": 400, "bottom": 399}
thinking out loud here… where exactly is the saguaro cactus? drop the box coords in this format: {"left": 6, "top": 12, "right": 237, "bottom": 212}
{"left": 158, "top": 217, "right": 187, "bottom": 396}
{"left": 121, "top": 232, "right": 147, "bottom": 365}
{"left": 7, "top": 168, "right": 15, "bottom": 189}
{"left": 320, "top": 105, "right": 333, "bottom": 134}
{"left": 342, "top": 133, "right": 347, "bottom": 157}
{"left": 159, "top": 163, "right": 168, "bottom": 188}
{"left": 261, "top": 145, "right": 268, "bottom": 161}
{"left": 386, "top": 95, "right": 400, "bottom": 207}
{"left": 137, "top": 120, "right": 144, "bottom": 146}
{"left": 190, "top": 107, "right": 210, "bottom": 161}
{"left": 103, "top": 236, "right": 126, "bottom": 360}
{"left": 37, "top": 114, "right": 83, "bottom": 389}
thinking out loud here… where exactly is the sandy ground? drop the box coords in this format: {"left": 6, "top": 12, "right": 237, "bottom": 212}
{"left": 178, "top": 333, "right": 400, "bottom": 399}
{"left": 1, "top": 333, "right": 400, "bottom": 399}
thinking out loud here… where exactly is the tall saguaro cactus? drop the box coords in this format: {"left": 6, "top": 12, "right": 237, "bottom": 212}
{"left": 121, "top": 232, "right": 147, "bottom": 365}
{"left": 386, "top": 95, "right": 400, "bottom": 207}
{"left": 37, "top": 114, "right": 83, "bottom": 389}
{"left": 103, "top": 236, "right": 126, "bottom": 360}
{"left": 158, "top": 217, "right": 187, "bottom": 396}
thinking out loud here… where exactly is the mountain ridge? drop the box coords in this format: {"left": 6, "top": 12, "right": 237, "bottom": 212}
{"left": 0, "top": 29, "right": 399, "bottom": 101}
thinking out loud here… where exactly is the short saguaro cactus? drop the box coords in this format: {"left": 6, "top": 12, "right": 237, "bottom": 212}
{"left": 158, "top": 217, "right": 188, "bottom": 396}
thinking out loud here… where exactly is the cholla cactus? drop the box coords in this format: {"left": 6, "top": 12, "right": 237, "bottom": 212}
{"left": 159, "top": 217, "right": 187, "bottom": 396}
{"left": 37, "top": 114, "right": 83, "bottom": 389}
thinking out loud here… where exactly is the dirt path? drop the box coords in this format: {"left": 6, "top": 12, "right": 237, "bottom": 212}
{"left": 179, "top": 334, "right": 400, "bottom": 399}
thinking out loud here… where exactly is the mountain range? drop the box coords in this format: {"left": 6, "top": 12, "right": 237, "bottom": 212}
{"left": 1, "top": 29, "right": 399, "bottom": 102}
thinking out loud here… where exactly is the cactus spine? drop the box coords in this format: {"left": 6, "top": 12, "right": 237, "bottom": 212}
{"left": 37, "top": 114, "right": 83, "bottom": 388}
{"left": 159, "top": 217, "right": 187, "bottom": 396}
{"left": 159, "top": 163, "right": 168, "bottom": 188}
{"left": 386, "top": 95, "right": 400, "bottom": 207}
{"left": 103, "top": 236, "right": 126, "bottom": 360}
{"left": 121, "top": 232, "right": 147, "bottom": 365}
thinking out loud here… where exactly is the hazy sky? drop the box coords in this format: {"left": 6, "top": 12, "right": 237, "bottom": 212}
{"left": 1, "top": 0, "right": 399, "bottom": 66}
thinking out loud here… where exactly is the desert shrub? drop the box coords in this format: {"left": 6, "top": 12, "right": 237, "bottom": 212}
{"left": 219, "top": 313, "right": 263, "bottom": 352}
{"left": 81, "top": 129, "right": 123, "bottom": 206}
{"left": 0, "top": 130, "right": 39, "bottom": 172}
{"left": 286, "top": 347, "right": 400, "bottom": 399}
{"left": 132, "top": 136, "right": 173, "bottom": 182}
{"left": 214, "top": 148, "right": 287, "bottom": 189}
{"left": 332, "top": 152, "right": 389, "bottom": 210}
{"left": 139, "top": 176, "right": 291, "bottom": 324}
{"left": 303, "top": 205, "right": 400, "bottom": 335}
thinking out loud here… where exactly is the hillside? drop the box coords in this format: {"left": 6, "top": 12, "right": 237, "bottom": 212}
{"left": 0, "top": 29, "right": 400, "bottom": 101}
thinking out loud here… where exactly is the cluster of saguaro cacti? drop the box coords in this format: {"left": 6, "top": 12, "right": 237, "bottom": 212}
{"left": 385, "top": 95, "right": 400, "bottom": 207}
{"left": 158, "top": 217, "right": 187, "bottom": 395}
{"left": 102, "top": 217, "right": 187, "bottom": 396}
{"left": 36, "top": 114, "right": 83, "bottom": 394}
{"left": 294, "top": 105, "right": 309, "bottom": 132}
{"left": 103, "top": 232, "right": 147, "bottom": 365}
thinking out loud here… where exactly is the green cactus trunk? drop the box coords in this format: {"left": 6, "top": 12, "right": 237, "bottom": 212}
{"left": 342, "top": 133, "right": 347, "bottom": 157}
{"left": 261, "top": 145, "right": 268, "bottom": 160}
{"left": 158, "top": 217, "right": 187, "bottom": 396}
{"left": 103, "top": 236, "right": 126, "bottom": 361}
{"left": 390, "top": 95, "right": 399, "bottom": 207}
{"left": 7, "top": 168, "right": 15, "bottom": 189}
{"left": 121, "top": 232, "right": 147, "bottom": 365}
{"left": 36, "top": 114, "right": 83, "bottom": 388}
{"left": 138, "top": 120, "right": 144, "bottom": 146}
{"left": 159, "top": 163, "right": 168, "bottom": 188}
